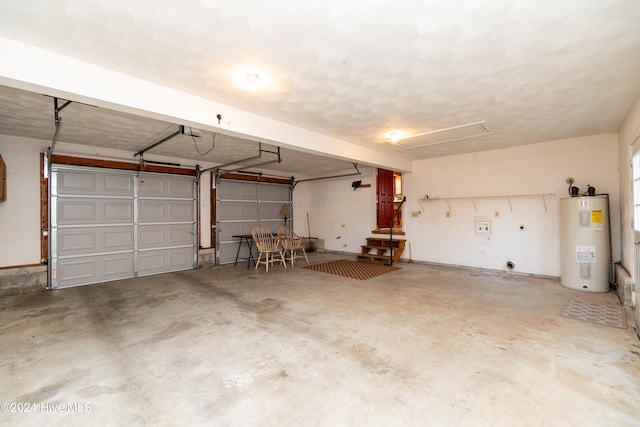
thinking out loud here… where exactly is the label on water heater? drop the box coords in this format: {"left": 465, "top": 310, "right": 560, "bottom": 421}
{"left": 576, "top": 245, "right": 596, "bottom": 263}
{"left": 591, "top": 210, "right": 603, "bottom": 231}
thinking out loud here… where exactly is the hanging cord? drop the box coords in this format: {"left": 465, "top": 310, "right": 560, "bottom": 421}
{"left": 190, "top": 127, "right": 215, "bottom": 156}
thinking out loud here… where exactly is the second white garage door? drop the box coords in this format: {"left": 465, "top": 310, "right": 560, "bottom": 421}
{"left": 216, "top": 178, "right": 292, "bottom": 264}
{"left": 51, "top": 166, "right": 197, "bottom": 289}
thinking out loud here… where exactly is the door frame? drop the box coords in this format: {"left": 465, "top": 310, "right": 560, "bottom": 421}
{"left": 376, "top": 168, "right": 403, "bottom": 230}
{"left": 631, "top": 136, "right": 640, "bottom": 307}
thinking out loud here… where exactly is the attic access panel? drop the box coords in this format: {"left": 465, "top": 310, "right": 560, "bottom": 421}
{"left": 394, "top": 121, "right": 492, "bottom": 149}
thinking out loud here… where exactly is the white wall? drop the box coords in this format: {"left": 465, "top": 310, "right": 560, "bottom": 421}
{"left": 403, "top": 134, "right": 619, "bottom": 277}
{"left": 618, "top": 95, "right": 640, "bottom": 333}
{"left": 618, "top": 95, "right": 640, "bottom": 301}
{"left": 299, "top": 134, "right": 619, "bottom": 277}
{"left": 294, "top": 167, "right": 376, "bottom": 252}
{"left": 0, "top": 135, "right": 42, "bottom": 267}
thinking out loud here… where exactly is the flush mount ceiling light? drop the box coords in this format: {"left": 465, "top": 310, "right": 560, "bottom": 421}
{"left": 234, "top": 69, "right": 267, "bottom": 93}
{"left": 390, "top": 121, "right": 493, "bottom": 149}
{"left": 387, "top": 131, "right": 405, "bottom": 143}
{"left": 245, "top": 73, "right": 260, "bottom": 92}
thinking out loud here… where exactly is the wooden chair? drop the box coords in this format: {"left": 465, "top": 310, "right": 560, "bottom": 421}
{"left": 252, "top": 225, "right": 286, "bottom": 272}
{"left": 277, "top": 224, "right": 309, "bottom": 267}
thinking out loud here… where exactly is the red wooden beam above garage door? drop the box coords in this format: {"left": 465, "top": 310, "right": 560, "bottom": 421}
{"left": 51, "top": 154, "right": 197, "bottom": 176}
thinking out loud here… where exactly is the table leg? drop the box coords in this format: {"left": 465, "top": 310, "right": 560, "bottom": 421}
{"left": 247, "top": 239, "right": 255, "bottom": 269}
{"left": 234, "top": 237, "right": 242, "bottom": 266}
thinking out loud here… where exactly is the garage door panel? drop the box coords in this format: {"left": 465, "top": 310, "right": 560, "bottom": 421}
{"left": 56, "top": 253, "right": 134, "bottom": 288}
{"left": 102, "top": 256, "right": 135, "bottom": 277}
{"left": 168, "top": 225, "right": 195, "bottom": 246}
{"left": 218, "top": 221, "right": 257, "bottom": 265}
{"left": 103, "top": 227, "right": 135, "bottom": 249}
{"left": 139, "top": 200, "right": 194, "bottom": 223}
{"left": 217, "top": 179, "right": 292, "bottom": 265}
{"left": 103, "top": 174, "right": 135, "bottom": 195}
{"left": 218, "top": 202, "right": 257, "bottom": 221}
{"left": 218, "top": 243, "right": 239, "bottom": 264}
{"left": 168, "top": 202, "right": 194, "bottom": 222}
{"left": 57, "top": 170, "right": 134, "bottom": 196}
{"left": 57, "top": 171, "right": 97, "bottom": 194}
{"left": 57, "top": 258, "right": 96, "bottom": 283}
{"left": 259, "top": 202, "right": 286, "bottom": 220}
{"left": 138, "top": 174, "right": 194, "bottom": 198}
{"left": 58, "top": 230, "right": 96, "bottom": 254}
{"left": 102, "top": 201, "right": 135, "bottom": 222}
{"left": 138, "top": 247, "right": 193, "bottom": 276}
{"left": 58, "top": 226, "right": 133, "bottom": 256}
{"left": 219, "top": 239, "right": 257, "bottom": 265}
{"left": 218, "top": 180, "right": 258, "bottom": 200}
{"left": 138, "top": 200, "right": 164, "bottom": 223}
{"left": 218, "top": 221, "right": 256, "bottom": 241}
{"left": 57, "top": 199, "right": 133, "bottom": 225}
{"left": 138, "top": 251, "right": 163, "bottom": 273}
{"left": 138, "top": 227, "right": 165, "bottom": 247}
{"left": 52, "top": 167, "right": 196, "bottom": 289}
{"left": 257, "top": 221, "right": 281, "bottom": 232}
{"left": 138, "top": 224, "right": 193, "bottom": 249}
{"left": 169, "top": 248, "right": 194, "bottom": 268}
{"left": 260, "top": 184, "right": 290, "bottom": 202}
{"left": 58, "top": 200, "right": 96, "bottom": 223}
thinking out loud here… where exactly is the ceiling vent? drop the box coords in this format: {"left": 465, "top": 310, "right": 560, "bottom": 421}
{"left": 394, "top": 121, "right": 492, "bottom": 149}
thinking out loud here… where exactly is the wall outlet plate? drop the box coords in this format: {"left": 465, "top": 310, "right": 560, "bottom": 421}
{"left": 475, "top": 220, "right": 491, "bottom": 235}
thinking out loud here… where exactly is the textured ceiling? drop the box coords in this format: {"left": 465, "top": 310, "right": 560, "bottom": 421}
{"left": 0, "top": 86, "right": 354, "bottom": 177}
{"left": 0, "top": 0, "right": 639, "bottom": 171}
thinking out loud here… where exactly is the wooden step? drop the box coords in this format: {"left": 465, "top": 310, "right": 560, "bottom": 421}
{"left": 361, "top": 245, "right": 395, "bottom": 250}
{"left": 365, "top": 238, "right": 406, "bottom": 244}
{"left": 357, "top": 236, "right": 406, "bottom": 263}
{"left": 361, "top": 247, "right": 389, "bottom": 255}
{"left": 356, "top": 254, "right": 392, "bottom": 262}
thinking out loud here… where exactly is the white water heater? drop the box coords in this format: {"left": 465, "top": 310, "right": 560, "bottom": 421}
{"left": 560, "top": 195, "right": 611, "bottom": 292}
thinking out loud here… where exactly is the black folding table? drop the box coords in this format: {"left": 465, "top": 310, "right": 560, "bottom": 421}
{"left": 232, "top": 234, "right": 255, "bottom": 268}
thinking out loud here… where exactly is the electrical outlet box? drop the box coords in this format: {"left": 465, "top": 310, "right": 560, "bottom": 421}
{"left": 475, "top": 220, "right": 491, "bottom": 234}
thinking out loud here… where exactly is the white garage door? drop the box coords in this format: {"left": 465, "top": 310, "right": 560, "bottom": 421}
{"left": 50, "top": 166, "right": 197, "bottom": 288}
{"left": 217, "top": 178, "right": 291, "bottom": 264}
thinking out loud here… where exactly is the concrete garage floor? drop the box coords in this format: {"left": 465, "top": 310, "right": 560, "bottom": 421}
{"left": 1, "top": 252, "right": 640, "bottom": 426}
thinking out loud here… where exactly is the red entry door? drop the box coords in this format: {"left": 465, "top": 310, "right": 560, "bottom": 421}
{"left": 377, "top": 168, "right": 394, "bottom": 229}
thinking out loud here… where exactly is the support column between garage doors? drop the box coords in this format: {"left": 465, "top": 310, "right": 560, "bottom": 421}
{"left": 50, "top": 165, "right": 197, "bottom": 289}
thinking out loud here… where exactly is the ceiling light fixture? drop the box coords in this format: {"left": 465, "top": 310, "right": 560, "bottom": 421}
{"left": 387, "top": 131, "right": 404, "bottom": 143}
{"left": 246, "top": 73, "right": 260, "bottom": 92}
